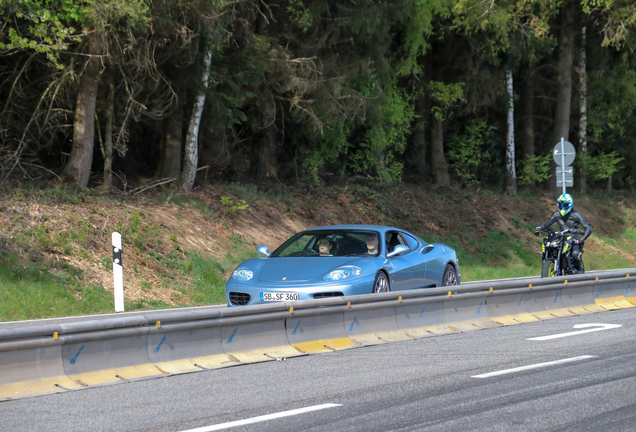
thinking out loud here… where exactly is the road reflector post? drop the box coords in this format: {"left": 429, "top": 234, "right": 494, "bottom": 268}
{"left": 112, "top": 232, "right": 125, "bottom": 312}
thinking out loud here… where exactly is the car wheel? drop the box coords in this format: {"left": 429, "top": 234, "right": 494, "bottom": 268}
{"left": 442, "top": 264, "right": 458, "bottom": 286}
{"left": 372, "top": 272, "right": 390, "bottom": 293}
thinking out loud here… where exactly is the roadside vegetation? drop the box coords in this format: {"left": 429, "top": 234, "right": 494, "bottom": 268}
{"left": 2, "top": 183, "right": 636, "bottom": 322}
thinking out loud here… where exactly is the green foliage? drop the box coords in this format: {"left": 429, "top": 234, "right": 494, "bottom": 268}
{"left": 447, "top": 119, "right": 496, "bottom": 185}
{"left": 121, "top": 212, "right": 162, "bottom": 252}
{"left": 348, "top": 82, "right": 415, "bottom": 182}
{"left": 220, "top": 196, "right": 249, "bottom": 214}
{"left": 429, "top": 81, "right": 465, "bottom": 121}
{"left": 587, "top": 151, "right": 624, "bottom": 182}
{"left": 0, "top": 0, "right": 87, "bottom": 67}
{"left": 287, "top": 0, "right": 314, "bottom": 32}
{"left": 518, "top": 154, "right": 552, "bottom": 186}
{"left": 0, "top": 251, "right": 114, "bottom": 321}
{"left": 392, "top": 0, "right": 451, "bottom": 76}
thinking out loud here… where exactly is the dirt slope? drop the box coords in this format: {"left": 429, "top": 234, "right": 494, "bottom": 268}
{"left": 1, "top": 183, "right": 635, "bottom": 307}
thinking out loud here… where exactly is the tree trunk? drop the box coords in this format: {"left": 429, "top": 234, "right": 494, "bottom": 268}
{"left": 256, "top": 82, "right": 278, "bottom": 180}
{"left": 61, "top": 34, "right": 101, "bottom": 189}
{"left": 550, "top": 0, "right": 576, "bottom": 196}
{"left": 521, "top": 64, "right": 535, "bottom": 186}
{"left": 414, "top": 93, "right": 428, "bottom": 180}
{"left": 430, "top": 115, "right": 450, "bottom": 185}
{"left": 579, "top": 26, "right": 588, "bottom": 194}
{"left": 506, "top": 70, "right": 517, "bottom": 195}
{"left": 156, "top": 64, "right": 184, "bottom": 180}
{"left": 157, "top": 109, "right": 184, "bottom": 179}
{"left": 179, "top": 45, "right": 212, "bottom": 192}
{"left": 101, "top": 72, "right": 115, "bottom": 192}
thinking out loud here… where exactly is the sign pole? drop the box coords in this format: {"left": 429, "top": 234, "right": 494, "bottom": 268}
{"left": 561, "top": 137, "right": 566, "bottom": 194}
{"left": 112, "top": 232, "right": 125, "bottom": 312}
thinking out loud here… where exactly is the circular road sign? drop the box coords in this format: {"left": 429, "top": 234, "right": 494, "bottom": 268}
{"left": 553, "top": 140, "right": 576, "bottom": 166}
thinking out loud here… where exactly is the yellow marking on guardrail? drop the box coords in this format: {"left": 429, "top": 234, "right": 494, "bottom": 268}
{"left": 292, "top": 338, "right": 359, "bottom": 353}
{"left": 0, "top": 376, "right": 82, "bottom": 398}
{"left": 347, "top": 301, "right": 351, "bottom": 307}
{"left": 447, "top": 291, "right": 452, "bottom": 297}
{"left": 596, "top": 277, "right": 599, "bottom": 281}
{"left": 53, "top": 332, "right": 58, "bottom": 340}
{"left": 289, "top": 307, "right": 294, "bottom": 313}
{"left": 68, "top": 364, "right": 164, "bottom": 386}
{"left": 489, "top": 287, "right": 493, "bottom": 292}
{"left": 397, "top": 296, "right": 402, "bottom": 302}
{"left": 564, "top": 280, "right": 568, "bottom": 285}
{"left": 190, "top": 354, "right": 236, "bottom": 369}
{"left": 156, "top": 321, "right": 161, "bottom": 328}
{"left": 627, "top": 274, "right": 630, "bottom": 278}
{"left": 595, "top": 296, "right": 635, "bottom": 310}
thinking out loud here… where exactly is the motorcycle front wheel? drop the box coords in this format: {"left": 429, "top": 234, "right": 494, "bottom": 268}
{"left": 541, "top": 260, "right": 557, "bottom": 278}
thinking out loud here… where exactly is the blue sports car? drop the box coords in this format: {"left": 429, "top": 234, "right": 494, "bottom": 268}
{"left": 225, "top": 225, "right": 460, "bottom": 306}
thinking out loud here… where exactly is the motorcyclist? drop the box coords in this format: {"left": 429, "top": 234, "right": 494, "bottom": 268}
{"left": 535, "top": 193, "right": 593, "bottom": 273}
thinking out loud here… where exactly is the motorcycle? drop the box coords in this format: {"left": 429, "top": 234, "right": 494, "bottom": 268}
{"left": 535, "top": 227, "right": 585, "bottom": 277}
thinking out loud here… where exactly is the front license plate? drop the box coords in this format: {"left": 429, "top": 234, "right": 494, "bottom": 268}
{"left": 260, "top": 292, "right": 299, "bottom": 302}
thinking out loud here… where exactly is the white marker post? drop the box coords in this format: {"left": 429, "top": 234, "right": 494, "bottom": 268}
{"left": 112, "top": 232, "right": 125, "bottom": 312}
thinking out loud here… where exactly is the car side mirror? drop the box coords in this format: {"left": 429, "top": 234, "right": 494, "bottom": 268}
{"left": 387, "top": 244, "right": 409, "bottom": 258}
{"left": 256, "top": 245, "right": 270, "bottom": 257}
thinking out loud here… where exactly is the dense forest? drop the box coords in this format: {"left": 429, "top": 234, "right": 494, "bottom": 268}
{"left": 1, "top": 0, "right": 635, "bottom": 194}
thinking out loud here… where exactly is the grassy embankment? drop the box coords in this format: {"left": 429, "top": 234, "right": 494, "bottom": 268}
{"left": 1, "top": 184, "right": 635, "bottom": 322}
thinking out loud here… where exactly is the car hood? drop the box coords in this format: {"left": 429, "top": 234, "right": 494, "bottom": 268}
{"left": 258, "top": 257, "right": 357, "bottom": 282}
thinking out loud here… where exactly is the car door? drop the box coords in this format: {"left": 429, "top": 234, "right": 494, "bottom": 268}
{"left": 385, "top": 231, "right": 426, "bottom": 291}
{"left": 421, "top": 244, "right": 448, "bottom": 287}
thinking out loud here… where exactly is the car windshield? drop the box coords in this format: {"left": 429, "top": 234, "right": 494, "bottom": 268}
{"left": 271, "top": 229, "right": 382, "bottom": 257}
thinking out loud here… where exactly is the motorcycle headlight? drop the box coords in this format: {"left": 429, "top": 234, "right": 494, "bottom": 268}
{"left": 323, "top": 266, "right": 362, "bottom": 281}
{"left": 232, "top": 268, "right": 254, "bottom": 281}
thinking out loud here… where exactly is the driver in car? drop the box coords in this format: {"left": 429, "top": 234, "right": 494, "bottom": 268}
{"left": 317, "top": 237, "right": 334, "bottom": 256}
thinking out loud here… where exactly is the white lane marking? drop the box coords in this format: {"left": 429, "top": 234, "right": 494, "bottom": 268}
{"left": 178, "top": 403, "right": 342, "bottom": 432}
{"left": 472, "top": 355, "right": 596, "bottom": 378}
{"left": 527, "top": 324, "right": 623, "bottom": 341}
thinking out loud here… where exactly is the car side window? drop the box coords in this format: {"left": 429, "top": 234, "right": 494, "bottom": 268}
{"left": 386, "top": 231, "right": 408, "bottom": 253}
{"left": 404, "top": 234, "right": 420, "bottom": 250}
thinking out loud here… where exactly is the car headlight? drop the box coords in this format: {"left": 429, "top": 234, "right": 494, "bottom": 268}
{"left": 322, "top": 266, "right": 362, "bottom": 281}
{"left": 232, "top": 268, "right": 254, "bottom": 281}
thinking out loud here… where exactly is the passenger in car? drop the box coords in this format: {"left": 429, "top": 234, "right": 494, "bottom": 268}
{"left": 365, "top": 233, "right": 379, "bottom": 256}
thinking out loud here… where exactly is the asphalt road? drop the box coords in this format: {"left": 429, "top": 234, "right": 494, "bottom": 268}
{"left": 1, "top": 307, "right": 635, "bottom": 432}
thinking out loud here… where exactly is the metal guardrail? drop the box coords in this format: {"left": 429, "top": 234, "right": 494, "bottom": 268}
{"left": 1, "top": 268, "right": 635, "bottom": 400}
